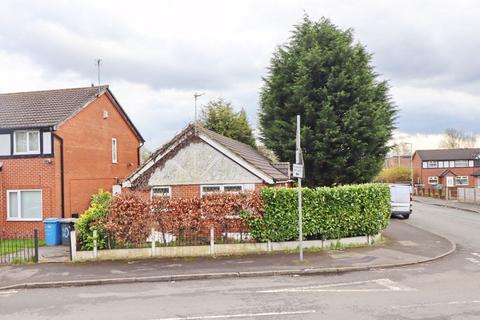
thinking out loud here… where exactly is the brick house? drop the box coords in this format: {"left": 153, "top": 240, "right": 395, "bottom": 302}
{"left": 0, "top": 85, "right": 144, "bottom": 236}
{"left": 412, "top": 148, "right": 480, "bottom": 190}
{"left": 122, "top": 124, "right": 291, "bottom": 197}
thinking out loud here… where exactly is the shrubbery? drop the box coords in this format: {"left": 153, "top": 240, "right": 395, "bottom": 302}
{"left": 76, "top": 184, "right": 390, "bottom": 248}
{"left": 243, "top": 184, "right": 390, "bottom": 241}
{"left": 375, "top": 166, "right": 411, "bottom": 183}
{"left": 75, "top": 190, "right": 112, "bottom": 250}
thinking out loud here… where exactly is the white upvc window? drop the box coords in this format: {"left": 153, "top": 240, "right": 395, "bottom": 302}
{"left": 428, "top": 176, "right": 438, "bottom": 185}
{"left": 151, "top": 186, "right": 171, "bottom": 198}
{"left": 422, "top": 162, "right": 428, "bottom": 169}
{"left": 14, "top": 130, "right": 40, "bottom": 155}
{"left": 427, "top": 161, "right": 437, "bottom": 168}
{"left": 112, "top": 138, "right": 118, "bottom": 163}
{"left": 469, "top": 160, "right": 474, "bottom": 167}
{"left": 455, "top": 176, "right": 469, "bottom": 186}
{"left": 201, "top": 185, "right": 243, "bottom": 196}
{"left": 454, "top": 160, "right": 468, "bottom": 168}
{"left": 7, "top": 190, "right": 42, "bottom": 221}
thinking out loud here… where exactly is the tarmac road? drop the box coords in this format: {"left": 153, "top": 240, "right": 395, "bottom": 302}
{"left": 1, "top": 201, "right": 480, "bottom": 320}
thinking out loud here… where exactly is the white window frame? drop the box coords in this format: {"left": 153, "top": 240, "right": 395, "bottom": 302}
{"left": 151, "top": 186, "right": 171, "bottom": 198}
{"left": 454, "top": 160, "right": 468, "bottom": 168}
{"left": 455, "top": 176, "right": 469, "bottom": 186}
{"left": 428, "top": 176, "right": 438, "bottom": 185}
{"left": 7, "top": 189, "right": 43, "bottom": 221}
{"left": 422, "top": 162, "right": 428, "bottom": 169}
{"left": 13, "top": 130, "right": 40, "bottom": 155}
{"left": 200, "top": 184, "right": 243, "bottom": 197}
{"left": 112, "top": 138, "right": 118, "bottom": 164}
{"left": 427, "top": 161, "right": 438, "bottom": 168}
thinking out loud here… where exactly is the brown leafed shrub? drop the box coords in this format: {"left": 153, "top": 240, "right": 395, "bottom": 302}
{"left": 105, "top": 192, "right": 154, "bottom": 245}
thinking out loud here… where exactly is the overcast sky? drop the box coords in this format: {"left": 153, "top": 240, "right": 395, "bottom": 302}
{"left": 1, "top": 0, "right": 479, "bottom": 151}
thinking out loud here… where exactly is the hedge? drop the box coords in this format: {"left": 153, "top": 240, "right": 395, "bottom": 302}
{"left": 244, "top": 183, "right": 390, "bottom": 242}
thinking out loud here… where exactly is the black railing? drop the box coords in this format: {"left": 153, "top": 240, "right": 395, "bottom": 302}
{"left": 0, "top": 229, "right": 39, "bottom": 264}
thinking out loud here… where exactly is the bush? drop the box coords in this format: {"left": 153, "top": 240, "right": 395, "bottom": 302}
{"left": 244, "top": 184, "right": 390, "bottom": 242}
{"left": 375, "top": 166, "right": 411, "bottom": 183}
{"left": 105, "top": 192, "right": 153, "bottom": 245}
{"left": 75, "top": 190, "right": 112, "bottom": 250}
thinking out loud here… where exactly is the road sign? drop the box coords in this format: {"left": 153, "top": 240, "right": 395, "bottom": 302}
{"left": 292, "top": 164, "right": 304, "bottom": 178}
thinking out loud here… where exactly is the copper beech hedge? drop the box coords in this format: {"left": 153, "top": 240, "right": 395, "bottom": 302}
{"left": 104, "top": 191, "right": 263, "bottom": 245}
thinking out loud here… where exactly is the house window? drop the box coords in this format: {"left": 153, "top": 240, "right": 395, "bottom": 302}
{"left": 455, "top": 176, "right": 469, "bottom": 186}
{"left": 427, "top": 161, "right": 437, "bottom": 168}
{"left": 422, "top": 162, "right": 428, "bottom": 169}
{"left": 428, "top": 176, "right": 438, "bottom": 185}
{"left": 454, "top": 160, "right": 468, "bottom": 168}
{"left": 224, "top": 185, "right": 243, "bottom": 193}
{"left": 14, "top": 130, "right": 40, "bottom": 154}
{"left": 469, "top": 160, "right": 474, "bottom": 167}
{"left": 112, "top": 138, "right": 118, "bottom": 163}
{"left": 7, "top": 190, "right": 42, "bottom": 220}
{"left": 151, "top": 186, "right": 171, "bottom": 198}
{"left": 201, "top": 185, "right": 243, "bottom": 196}
{"left": 438, "top": 161, "right": 444, "bottom": 168}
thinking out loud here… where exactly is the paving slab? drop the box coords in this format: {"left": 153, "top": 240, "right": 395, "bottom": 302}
{"left": 0, "top": 219, "right": 455, "bottom": 290}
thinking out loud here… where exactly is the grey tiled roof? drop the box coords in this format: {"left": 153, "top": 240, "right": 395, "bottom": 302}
{"left": 416, "top": 148, "right": 480, "bottom": 161}
{"left": 200, "top": 126, "right": 290, "bottom": 182}
{"left": 0, "top": 85, "right": 108, "bottom": 129}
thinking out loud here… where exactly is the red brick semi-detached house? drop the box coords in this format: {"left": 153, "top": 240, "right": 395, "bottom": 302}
{"left": 412, "top": 148, "right": 480, "bottom": 191}
{"left": 0, "top": 85, "right": 144, "bottom": 237}
{"left": 122, "top": 123, "right": 291, "bottom": 198}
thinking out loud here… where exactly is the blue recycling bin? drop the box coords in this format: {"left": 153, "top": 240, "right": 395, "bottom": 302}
{"left": 44, "top": 218, "right": 61, "bottom": 246}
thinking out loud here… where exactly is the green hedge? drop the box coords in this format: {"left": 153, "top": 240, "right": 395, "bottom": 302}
{"left": 244, "top": 183, "right": 390, "bottom": 242}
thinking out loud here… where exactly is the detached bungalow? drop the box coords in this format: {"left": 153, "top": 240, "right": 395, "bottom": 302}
{"left": 0, "top": 86, "right": 143, "bottom": 236}
{"left": 122, "top": 124, "right": 291, "bottom": 197}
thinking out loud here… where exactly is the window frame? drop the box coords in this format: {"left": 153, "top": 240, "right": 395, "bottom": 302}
{"left": 454, "top": 160, "right": 469, "bottom": 168}
{"left": 455, "top": 176, "right": 469, "bottom": 186}
{"left": 427, "top": 161, "right": 438, "bottom": 168}
{"left": 7, "top": 189, "right": 43, "bottom": 221}
{"left": 112, "top": 138, "right": 118, "bottom": 164}
{"left": 200, "top": 184, "right": 244, "bottom": 197}
{"left": 428, "top": 176, "right": 438, "bottom": 185}
{"left": 13, "top": 130, "right": 40, "bottom": 155}
{"left": 151, "top": 186, "right": 172, "bottom": 198}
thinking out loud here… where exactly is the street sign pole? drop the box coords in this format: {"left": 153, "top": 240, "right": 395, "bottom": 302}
{"left": 295, "top": 115, "right": 303, "bottom": 262}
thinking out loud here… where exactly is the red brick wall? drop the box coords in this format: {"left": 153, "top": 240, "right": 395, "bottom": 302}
{"left": 413, "top": 153, "right": 478, "bottom": 189}
{"left": 56, "top": 93, "right": 141, "bottom": 217}
{"left": 0, "top": 158, "right": 58, "bottom": 237}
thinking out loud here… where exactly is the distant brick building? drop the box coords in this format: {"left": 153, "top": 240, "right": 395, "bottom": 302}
{"left": 412, "top": 148, "right": 480, "bottom": 190}
{"left": 122, "top": 124, "right": 291, "bottom": 198}
{"left": 0, "top": 86, "right": 143, "bottom": 236}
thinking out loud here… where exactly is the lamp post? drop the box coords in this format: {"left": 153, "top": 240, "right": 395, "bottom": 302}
{"left": 404, "top": 142, "right": 413, "bottom": 187}
{"left": 194, "top": 92, "right": 205, "bottom": 135}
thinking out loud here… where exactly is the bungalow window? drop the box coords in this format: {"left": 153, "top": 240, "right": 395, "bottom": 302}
{"left": 427, "top": 161, "right": 437, "bottom": 168}
{"left": 428, "top": 176, "right": 438, "bottom": 185}
{"left": 454, "top": 160, "right": 468, "bottom": 168}
{"left": 14, "top": 130, "right": 40, "bottom": 154}
{"left": 7, "top": 190, "right": 42, "bottom": 220}
{"left": 112, "top": 138, "right": 118, "bottom": 163}
{"left": 151, "top": 186, "right": 171, "bottom": 198}
{"left": 455, "top": 176, "right": 469, "bottom": 186}
{"left": 201, "top": 185, "right": 243, "bottom": 196}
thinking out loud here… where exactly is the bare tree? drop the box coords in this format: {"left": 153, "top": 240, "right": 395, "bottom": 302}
{"left": 439, "top": 128, "right": 476, "bottom": 149}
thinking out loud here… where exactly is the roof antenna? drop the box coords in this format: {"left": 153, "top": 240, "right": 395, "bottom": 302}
{"left": 95, "top": 58, "right": 102, "bottom": 86}
{"left": 194, "top": 92, "right": 205, "bottom": 135}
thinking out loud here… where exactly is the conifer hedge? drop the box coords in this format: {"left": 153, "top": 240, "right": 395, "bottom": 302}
{"left": 244, "top": 184, "right": 390, "bottom": 242}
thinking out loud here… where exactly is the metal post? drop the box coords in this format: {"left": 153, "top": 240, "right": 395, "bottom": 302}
{"left": 93, "top": 230, "right": 98, "bottom": 259}
{"left": 296, "top": 115, "right": 303, "bottom": 262}
{"left": 33, "top": 228, "right": 39, "bottom": 263}
{"left": 210, "top": 226, "right": 215, "bottom": 256}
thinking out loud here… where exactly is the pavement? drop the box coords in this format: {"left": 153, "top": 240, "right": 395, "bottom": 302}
{"left": 414, "top": 195, "right": 480, "bottom": 214}
{"left": 0, "top": 219, "right": 454, "bottom": 290}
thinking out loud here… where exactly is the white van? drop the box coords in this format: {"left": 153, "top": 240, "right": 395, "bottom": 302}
{"left": 389, "top": 184, "right": 413, "bottom": 219}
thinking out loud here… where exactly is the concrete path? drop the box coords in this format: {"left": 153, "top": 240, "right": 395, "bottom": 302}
{"left": 0, "top": 219, "right": 454, "bottom": 290}
{"left": 414, "top": 196, "right": 480, "bottom": 214}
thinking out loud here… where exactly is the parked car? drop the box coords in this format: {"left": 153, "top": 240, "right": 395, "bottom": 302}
{"left": 390, "top": 184, "right": 412, "bottom": 219}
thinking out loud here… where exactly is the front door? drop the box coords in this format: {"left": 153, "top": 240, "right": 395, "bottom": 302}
{"left": 446, "top": 176, "right": 454, "bottom": 188}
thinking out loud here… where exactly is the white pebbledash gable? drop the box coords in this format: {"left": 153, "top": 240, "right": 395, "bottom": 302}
{"left": 148, "top": 141, "right": 262, "bottom": 186}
